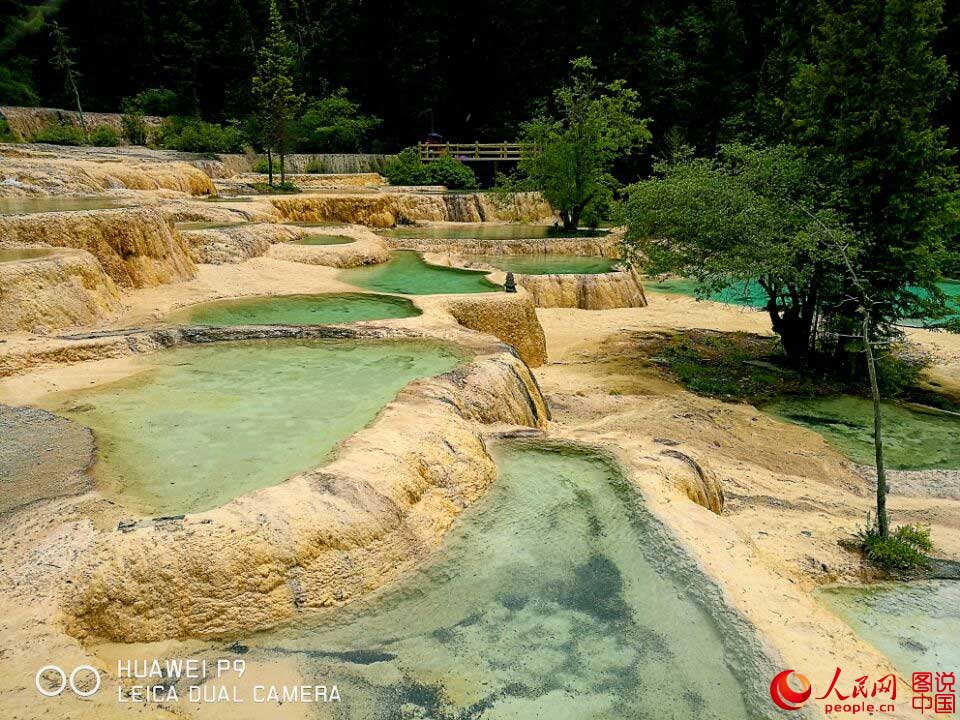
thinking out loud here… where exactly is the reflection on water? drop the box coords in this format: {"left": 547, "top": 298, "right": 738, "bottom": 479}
{"left": 819, "top": 581, "right": 960, "bottom": 677}
{"left": 42, "top": 339, "right": 462, "bottom": 514}
{"left": 339, "top": 250, "right": 499, "bottom": 295}
{"left": 295, "top": 234, "right": 355, "bottom": 245}
{"left": 0, "top": 196, "right": 132, "bottom": 215}
{"left": 193, "top": 443, "right": 755, "bottom": 719}
{"left": 169, "top": 293, "right": 419, "bottom": 326}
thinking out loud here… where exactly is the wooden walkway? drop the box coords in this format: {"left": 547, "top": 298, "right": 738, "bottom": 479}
{"left": 418, "top": 142, "right": 531, "bottom": 162}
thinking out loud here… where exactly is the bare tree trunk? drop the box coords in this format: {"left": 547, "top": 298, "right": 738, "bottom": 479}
{"left": 267, "top": 148, "right": 273, "bottom": 187}
{"left": 862, "top": 312, "right": 889, "bottom": 538}
{"left": 67, "top": 71, "right": 87, "bottom": 141}
{"left": 280, "top": 150, "right": 285, "bottom": 185}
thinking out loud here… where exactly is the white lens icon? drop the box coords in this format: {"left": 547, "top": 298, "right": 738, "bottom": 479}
{"left": 35, "top": 665, "right": 101, "bottom": 697}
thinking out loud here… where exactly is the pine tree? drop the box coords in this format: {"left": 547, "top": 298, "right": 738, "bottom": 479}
{"left": 49, "top": 21, "right": 87, "bottom": 140}
{"left": 252, "top": 0, "right": 302, "bottom": 185}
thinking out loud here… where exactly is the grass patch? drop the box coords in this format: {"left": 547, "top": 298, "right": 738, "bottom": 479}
{"left": 856, "top": 524, "right": 932, "bottom": 572}
{"left": 643, "top": 329, "right": 950, "bottom": 408}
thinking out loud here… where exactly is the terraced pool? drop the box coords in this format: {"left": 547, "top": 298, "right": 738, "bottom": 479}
{"left": 338, "top": 250, "right": 499, "bottom": 294}
{"left": 42, "top": 338, "right": 464, "bottom": 514}
{"left": 169, "top": 293, "right": 419, "bottom": 326}
{"left": 183, "top": 442, "right": 757, "bottom": 718}
{"left": 763, "top": 396, "right": 960, "bottom": 469}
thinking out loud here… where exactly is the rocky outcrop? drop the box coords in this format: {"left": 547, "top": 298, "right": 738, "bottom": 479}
{"left": 0, "top": 106, "right": 163, "bottom": 143}
{"left": 515, "top": 268, "right": 647, "bottom": 310}
{"left": 56, "top": 327, "right": 548, "bottom": 641}
{"left": 383, "top": 235, "right": 619, "bottom": 258}
{"left": 183, "top": 223, "right": 298, "bottom": 264}
{"left": 0, "top": 208, "right": 196, "bottom": 288}
{"left": 0, "top": 149, "right": 215, "bottom": 196}
{"left": 0, "top": 248, "right": 122, "bottom": 332}
{"left": 267, "top": 232, "right": 392, "bottom": 268}
{"left": 438, "top": 293, "right": 549, "bottom": 367}
{"left": 0, "top": 404, "right": 94, "bottom": 513}
{"left": 270, "top": 191, "right": 554, "bottom": 228}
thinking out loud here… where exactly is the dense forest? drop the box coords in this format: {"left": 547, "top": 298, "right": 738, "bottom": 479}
{"left": 2, "top": 0, "right": 958, "bottom": 155}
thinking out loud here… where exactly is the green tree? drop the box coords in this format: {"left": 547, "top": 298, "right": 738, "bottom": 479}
{"left": 515, "top": 57, "right": 651, "bottom": 230}
{"left": 292, "top": 89, "right": 381, "bottom": 153}
{"left": 786, "top": 0, "right": 959, "bottom": 356}
{"left": 252, "top": 0, "right": 303, "bottom": 185}
{"left": 49, "top": 21, "right": 87, "bottom": 141}
{"left": 622, "top": 143, "right": 853, "bottom": 363}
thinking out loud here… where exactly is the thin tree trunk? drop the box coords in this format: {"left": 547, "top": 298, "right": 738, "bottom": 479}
{"left": 67, "top": 71, "right": 87, "bottom": 140}
{"left": 862, "top": 312, "right": 889, "bottom": 538}
{"left": 280, "top": 150, "right": 285, "bottom": 185}
{"left": 267, "top": 148, "right": 273, "bottom": 187}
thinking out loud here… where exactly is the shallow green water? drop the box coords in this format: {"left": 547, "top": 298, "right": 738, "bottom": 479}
{"left": 379, "top": 224, "right": 608, "bottom": 240}
{"left": 467, "top": 253, "right": 618, "bottom": 274}
{"left": 763, "top": 396, "right": 960, "bottom": 469}
{"left": 236, "top": 443, "right": 753, "bottom": 719}
{"left": 0, "top": 196, "right": 132, "bottom": 215}
{"left": 44, "top": 339, "right": 463, "bottom": 514}
{"left": 169, "top": 293, "right": 419, "bottom": 325}
{"left": 339, "top": 250, "right": 499, "bottom": 294}
{"left": 295, "top": 234, "right": 355, "bottom": 245}
{"left": 0, "top": 247, "right": 62, "bottom": 262}
{"left": 819, "top": 581, "right": 960, "bottom": 677}
{"left": 647, "top": 276, "right": 960, "bottom": 323}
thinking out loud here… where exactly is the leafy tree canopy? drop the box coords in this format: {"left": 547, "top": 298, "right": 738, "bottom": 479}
{"left": 513, "top": 57, "right": 651, "bottom": 229}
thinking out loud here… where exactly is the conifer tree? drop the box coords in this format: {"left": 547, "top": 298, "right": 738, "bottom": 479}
{"left": 252, "top": 0, "right": 302, "bottom": 185}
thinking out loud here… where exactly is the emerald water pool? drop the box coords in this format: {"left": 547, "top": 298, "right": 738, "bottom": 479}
{"left": 0, "top": 196, "right": 132, "bottom": 215}
{"left": 763, "top": 396, "right": 960, "bottom": 469}
{"left": 218, "top": 442, "right": 754, "bottom": 719}
{"left": 819, "top": 581, "right": 960, "bottom": 677}
{"left": 42, "top": 339, "right": 463, "bottom": 514}
{"left": 339, "top": 250, "right": 499, "bottom": 295}
{"left": 169, "top": 293, "right": 420, "bottom": 326}
{"left": 379, "top": 224, "right": 608, "bottom": 240}
{"left": 647, "top": 276, "right": 960, "bottom": 324}
{"left": 465, "top": 253, "right": 618, "bottom": 274}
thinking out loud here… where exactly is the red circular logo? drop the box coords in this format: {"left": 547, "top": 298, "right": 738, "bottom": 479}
{"left": 770, "top": 670, "right": 812, "bottom": 711}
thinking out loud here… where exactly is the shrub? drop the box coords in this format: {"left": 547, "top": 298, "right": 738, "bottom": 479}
{"left": 123, "top": 88, "right": 179, "bottom": 116}
{"left": 383, "top": 148, "right": 431, "bottom": 185}
{"left": 253, "top": 157, "right": 270, "bottom": 173}
{"left": 121, "top": 113, "right": 148, "bottom": 145}
{"left": 157, "top": 117, "right": 244, "bottom": 154}
{"left": 89, "top": 125, "right": 119, "bottom": 147}
{"left": 857, "top": 524, "right": 932, "bottom": 571}
{"left": 0, "top": 118, "right": 16, "bottom": 142}
{"left": 426, "top": 155, "right": 479, "bottom": 190}
{"left": 31, "top": 122, "right": 85, "bottom": 146}
{"left": 250, "top": 181, "right": 299, "bottom": 194}
{"left": 383, "top": 148, "right": 479, "bottom": 189}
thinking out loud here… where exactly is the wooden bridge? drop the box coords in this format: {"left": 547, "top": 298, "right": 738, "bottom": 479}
{"left": 418, "top": 142, "right": 531, "bottom": 162}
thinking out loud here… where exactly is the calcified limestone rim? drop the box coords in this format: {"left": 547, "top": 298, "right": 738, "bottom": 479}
{"left": 18, "top": 323, "right": 547, "bottom": 642}
{"left": 485, "top": 433, "right": 784, "bottom": 720}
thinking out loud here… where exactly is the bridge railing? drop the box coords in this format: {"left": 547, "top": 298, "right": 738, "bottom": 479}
{"left": 418, "top": 142, "right": 532, "bottom": 162}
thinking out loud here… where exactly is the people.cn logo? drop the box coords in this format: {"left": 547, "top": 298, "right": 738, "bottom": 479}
{"left": 770, "top": 669, "right": 812, "bottom": 711}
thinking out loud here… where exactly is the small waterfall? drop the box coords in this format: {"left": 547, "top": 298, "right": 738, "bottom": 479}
{"left": 442, "top": 193, "right": 485, "bottom": 222}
